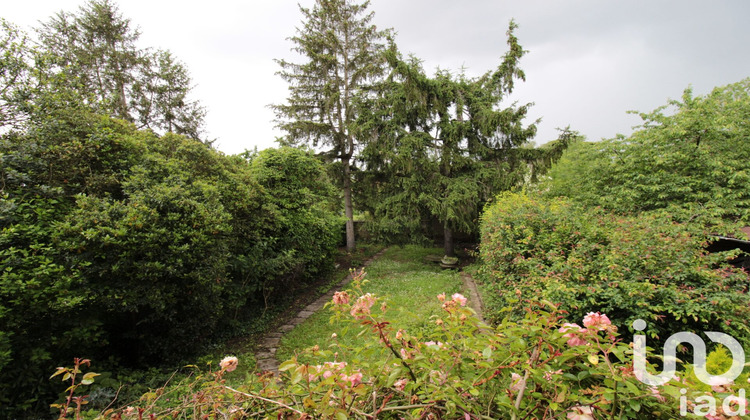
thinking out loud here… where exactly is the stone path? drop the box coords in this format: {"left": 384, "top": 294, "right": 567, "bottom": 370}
{"left": 254, "top": 247, "right": 389, "bottom": 373}
{"left": 460, "top": 271, "right": 485, "bottom": 323}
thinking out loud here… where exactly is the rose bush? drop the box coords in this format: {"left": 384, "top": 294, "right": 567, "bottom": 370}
{"left": 64, "top": 270, "right": 696, "bottom": 419}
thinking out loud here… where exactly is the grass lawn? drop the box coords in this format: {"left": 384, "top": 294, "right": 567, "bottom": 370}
{"left": 275, "top": 245, "right": 464, "bottom": 366}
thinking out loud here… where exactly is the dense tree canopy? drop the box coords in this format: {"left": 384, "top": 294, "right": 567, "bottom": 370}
{"left": 30, "top": 0, "right": 207, "bottom": 140}
{"left": 0, "top": 4, "right": 342, "bottom": 414}
{"left": 0, "top": 108, "right": 340, "bottom": 414}
{"left": 543, "top": 78, "right": 750, "bottom": 231}
{"left": 358, "top": 22, "right": 571, "bottom": 255}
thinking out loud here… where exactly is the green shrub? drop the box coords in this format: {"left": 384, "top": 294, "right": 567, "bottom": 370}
{"left": 0, "top": 116, "right": 340, "bottom": 416}
{"left": 478, "top": 192, "right": 750, "bottom": 347}
{"left": 542, "top": 79, "right": 750, "bottom": 226}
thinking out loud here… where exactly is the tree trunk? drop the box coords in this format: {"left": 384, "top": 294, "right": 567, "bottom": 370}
{"left": 343, "top": 156, "right": 356, "bottom": 252}
{"left": 443, "top": 224, "right": 454, "bottom": 257}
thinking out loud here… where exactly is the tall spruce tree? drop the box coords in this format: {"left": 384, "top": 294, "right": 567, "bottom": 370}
{"left": 36, "top": 0, "right": 206, "bottom": 140}
{"left": 0, "top": 19, "right": 34, "bottom": 130}
{"left": 272, "top": 0, "right": 391, "bottom": 252}
{"left": 360, "top": 21, "right": 570, "bottom": 256}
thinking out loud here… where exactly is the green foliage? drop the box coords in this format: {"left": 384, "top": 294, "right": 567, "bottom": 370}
{"left": 49, "top": 358, "right": 99, "bottom": 419}
{"left": 73, "top": 275, "right": 690, "bottom": 419}
{"left": 358, "top": 22, "right": 572, "bottom": 254}
{"left": 273, "top": 0, "right": 393, "bottom": 252}
{"left": 245, "top": 147, "right": 340, "bottom": 292}
{"left": 0, "top": 110, "right": 340, "bottom": 415}
{"left": 478, "top": 192, "right": 750, "bottom": 347}
{"left": 32, "top": 0, "right": 207, "bottom": 140}
{"left": 0, "top": 18, "right": 33, "bottom": 130}
{"left": 543, "top": 79, "right": 750, "bottom": 226}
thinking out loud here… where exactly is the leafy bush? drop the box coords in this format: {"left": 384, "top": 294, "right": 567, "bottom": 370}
{"left": 0, "top": 115, "right": 340, "bottom": 415}
{"left": 478, "top": 192, "right": 750, "bottom": 347}
{"left": 543, "top": 79, "right": 750, "bottom": 226}
{"left": 247, "top": 147, "right": 340, "bottom": 288}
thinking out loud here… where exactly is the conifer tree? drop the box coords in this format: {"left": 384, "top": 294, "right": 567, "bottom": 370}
{"left": 36, "top": 0, "right": 206, "bottom": 140}
{"left": 273, "top": 0, "right": 391, "bottom": 252}
{"left": 360, "top": 21, "right": 570, "bottom": 256}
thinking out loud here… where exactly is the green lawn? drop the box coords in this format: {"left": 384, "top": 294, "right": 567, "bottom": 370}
{"left": 275, "top": 245, "right": 464, "bottom": 366}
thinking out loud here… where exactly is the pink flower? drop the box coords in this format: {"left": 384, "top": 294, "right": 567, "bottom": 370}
{"left": 437, "top": 293, "right": 446, "bottom": 302}
{"left": 395, "top": 329, "right": 404, "bottom": 340}
{"left": 350, "top": 293, "right": 377, "bottom": 319}
{"left": 394, "top": 378, "right": 408, "bottom": 391}
{"left": 332, "top": 291, "right": 349, "bottom": 305}
{"left": 582, "top": 312, "right": 611, "bottom": 330}
{"left": 452, "top": 293, "right": 468, "bottom": 307}
{"left": 424, "top": 341, "right": 444, "bottom": 348}
{"left": 509, "top": 372, "right": 524, "bottom": 392}
{"left": 711, "top": 382, "right": 733, "bottom": 393}
{"left": 342, "top": 372, "right": 363, "bottom": 387}
{"left": 649, "top": 386, "right": 666, "bottom": 403}
{"left": 322, "top": 370, "right": 333, "bottom": 379}
{"left": 559, "top": 323, "right": 587, "bottom": 346}
{"left": 220, "top": 356, "right": 238, "bottom": 372}
{"left": 566, "top": 405, "right": 594, "bottom": 420}
{"left": 323, "top": 361, "right": 346, "bottom": 371}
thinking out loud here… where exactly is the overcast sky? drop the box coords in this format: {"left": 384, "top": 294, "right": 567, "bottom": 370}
{"left": 5, "top": 1, "right": 750, "bottom": 154}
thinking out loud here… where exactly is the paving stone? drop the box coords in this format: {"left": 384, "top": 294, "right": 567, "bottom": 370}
{"left": 279, "top": 324, "right": 295, "bottom": 332}
{"left": 261, "top": 337, "right": 281, "bottom": 347}
{"left": 256, "top": 359, "right": 278, "bottom": 372}
{"left": 304, "top": 303, "right": 324, "bottom": 312}
{"left": 256, "top": 351, "right": 275, "bottom": 360}
{"left": 266, "top": 332, "right": 283, "bottom": 339}
{"left": 298, "top": 310, "right": 315, "bottom": 318}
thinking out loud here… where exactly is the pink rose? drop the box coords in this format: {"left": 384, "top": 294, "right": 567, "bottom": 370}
{"left": 350, "top": 293, "right": 377, "bottom": 319}
{"left": 509, "top": 372, "right": 524, "bottom": 392}
{"left": 582, "top": 312, "right": 611, "bottom": 330}
{"left": 452, "top": 293, "right": 468, "bottom": 307}
{"left": 332, "top": 291, "right": 349, "bottom": 305}
{"left": 559, "top": 323, "right": 588, "bottom": 346}
{"left": 342, "top": 372, "right": 363, "bottom": 387}
{"left": 219, "top": 356, "right": 238, "bottom": 372}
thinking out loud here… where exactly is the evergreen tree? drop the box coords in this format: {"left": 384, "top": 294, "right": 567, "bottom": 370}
{"left": 0, "top": 19, "right": 33, "bottom": 130}
{"left": 132, "top": 49, "right": 206, "bottom": 140}
{"left": 272, "top": 0, "right": 391, "bottom": 252}
{"left": 36, "top": 0, "right": 206, "bottom": 141}
{"left": 361, "top": 21, "right": 569, "bottom": 256}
